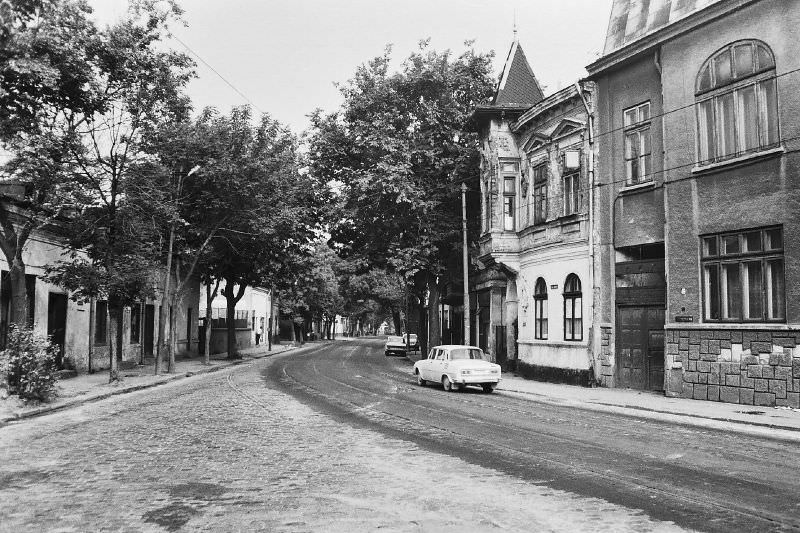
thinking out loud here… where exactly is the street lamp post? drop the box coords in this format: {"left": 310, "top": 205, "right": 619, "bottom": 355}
{"left": 461, "top": 182, "right": 470, "bottom": 345}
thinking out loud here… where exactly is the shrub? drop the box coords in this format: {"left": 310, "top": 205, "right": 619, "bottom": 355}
{"left": 0, "top": 325, "right": 60, "bottom": 402}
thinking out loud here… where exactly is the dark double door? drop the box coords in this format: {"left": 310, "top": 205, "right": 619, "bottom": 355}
{"left": 47, "top": 293, "right": 68, "bottom": 369}
{"left": 616, "top": 306, "right": 665, "bottom": 391}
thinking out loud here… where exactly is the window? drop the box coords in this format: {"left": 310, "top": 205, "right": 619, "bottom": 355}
{"left": 130, "top": 303, "right": 141, "bottom": 344}
{"left": 500, "top": 162, "right": 518, "bottom": 231}
{"left": 484, "top": 187, "right": 491, "bottom": 232}
{"left": 533, "top": 163, "right": 548, "bottom": 224}
{"left": 534, "top": 278, "right": 548, "bottom": 340}
{"left": 563, "top": 172, "right": 579, "bottom": 216}
{"left": 95, "top": 300, "right": 107, "bottom": 345}
{"left": 623, "top": 102, "right": 651, "bottom": 185}
{"left": 701, "top": 226, "right": 784, "bottom": 322}
{"left": 696, "top": 41, "right": 778, "bottom": 164}
{"left": 563, "top": 274, "right": 582, "bottom": 341}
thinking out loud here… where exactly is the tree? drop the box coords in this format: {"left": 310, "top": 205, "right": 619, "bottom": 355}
{"left": 308, "top": 41, "right": 493, "bottom": 352}
{"left": 197, "top": 106, "right": 320, "bottom": 358}
{"left": 0, "top": 0, "right": 102, "bottom": 328}
{"left": 44, "top": 1, "right": 194, "bottom": 380}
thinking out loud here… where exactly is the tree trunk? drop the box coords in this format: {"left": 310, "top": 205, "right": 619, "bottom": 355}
{"left": 8, "top": 257, "right": 28, "bottom": 327}
{"left": 108, "top": 304, "right": 120, "bottom": 382}
{"left": 167, "top": 300, "right": 178, "bottom": 372}
{"left": 289, "top": 316, "right": 296, "bottom": 344}
{"left": 392, "top": 309, "right": 402, "bottom": 336}
{"left": 224, "top": 281, "right": 246, "bottom": 359}
{"left": 203, "top": 281, "right": 219, "bottom": 365}
{"left": 417, "top": 299, "right": 428, "bottom": 356}
{"left": 428, "top": 275, "right": 441, "bottom": 348}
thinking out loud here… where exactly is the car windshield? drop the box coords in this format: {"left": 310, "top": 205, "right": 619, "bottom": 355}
{"left": 449, "top": 348, "right": 484, "bottom": 360}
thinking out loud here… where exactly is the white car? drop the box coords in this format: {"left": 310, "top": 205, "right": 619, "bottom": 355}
{"left": 384, "top": 335, "right": 408, "bottom": 356}
{"left": 413, "top": 345, "right": 501, "bottom": 393}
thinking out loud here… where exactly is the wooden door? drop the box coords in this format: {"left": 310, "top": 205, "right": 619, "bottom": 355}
{"left": 616, "top": 306, "right": 665, "bottom": 391}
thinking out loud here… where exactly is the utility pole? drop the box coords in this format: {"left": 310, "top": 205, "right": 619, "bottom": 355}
{"left": 461, "top": 182, "right": 470, "bottom": 345}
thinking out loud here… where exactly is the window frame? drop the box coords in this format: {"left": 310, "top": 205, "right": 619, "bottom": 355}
{"left": 700, "top": 226, "right": 785, "bottom": 323}
{"left": 563, "top": 170, "right": 580, "bottom": 216}
{"left": 695, "top": 40, "right": 779, "bottom": 165}
{"left": 534, "top": 277, "right": 548, "bottom": 340}
{"left": 563, "top": 274, "right": 583, "bottom": 342}
{"left": 532, "top": 162, "right": 548, "bottom": 225}
{"left": 623, "top": 101, "right": 652, "bottom": 186}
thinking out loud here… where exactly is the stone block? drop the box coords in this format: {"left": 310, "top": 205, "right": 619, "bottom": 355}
{"left": 754, "top": 378, "right": 768, "bottom": 392}
{"left": 688, "top": 360, "right": 697, "bottom": 371}
{"left": 700, "top": 340, "right": 709, "bottom": 353}
{"left": 758, "top": 353, "right": 770, "bottom": 365}
{"left": 775, "top": 336, "right": 796, "bottom": 348}
{"left": 775, "top": 366, "right": 792, "bottom": 381}
{"left": 751, "top": 341, "right": 772, "bottom": 355}
{"left": 757, "top": 331, "right": 773, "bottom": 342}
{"left": 740, "top": 375, "right": 755, "bottom": 389}
{"left": 720, "top": 386, "right": 740, "bottom": 404}
{"left": 743, "top": 331, "right": 757, "bottom": 346}
{"left": 730, "top": 343, "right": 742, "bottom": 362}
{"left": 740, "top": 388, "right": 754, "bottom": 405}
{"left": 666, "top": 369, "right": 684, "bottom": 396}
{"left": 709, "top": 340, "right": 721, "bottom": 355}
{"left": 698, "top": 373, "right": 708, "bottom": 384}
{"left": 761, "top": 366, "right": 774, "bottom": 379}
{"left": 742, "top": 355, "right": 759, "bottom": 365}
{"left": 689, "top": 345, "right": 700, "bottom": 360}
{"left": 725, "top": 362, "right": 740, "bottom": 375}
{"left": 679, "top": 329, "right": 689, "bottom": 338}
{"left": 708, "top": 372, "right": 720, "bottom": 385}
{"left": 693, "top": 384, "right": 708, "bottom": 400}
{"left": 725, "top": 374, "right": 740, "bottom": 387}
{"left": 701, "top": 330, "right": 714, "bottom": 339}
{"left": 697, "top": 361, "right": 710, "bottom": 373}
{"left": 689, "top": 330, "right": 700, "bottom": 344}
{"left": 666, "top": 343, "right": 679, "bottom": 355}
{"left": 794, "top": 358, "right": 800, "bottom": 378}
{"left": 720, "top": 340, "right": 731, "bottom": 349}
{"left": 794, "top": 379, "right": 800, "bottom": 393}
{"left": 681, "top": 383, "right": 694, "bottom": 399}
{"left": 714, "top": 330, "right": 731, "bottom": 340}
{"left": 719, "top": 348, "right": 732, "bottom": 362}
{"left": 707, "top": 385, "right": 720, "bottom": 401}
{"left": 731, "top": 330, "right": 743, "bottom": 343}
{"left": 786, "top": 392, "right": 800, "bottom": 409}
{"left": 769, "top": 352, "right": 782, "bottom": 366}
{"left": 769, "top": 380, "right": 787, "bottom": 399}
{"left": 683, "top": 371, "right": 698, "bottom": 384}
{"left": 747, "top": 365, "right": 762, "bottom": 378}
{"left": 679, "top": 337, "right": 689, "bottom": 350}
{"left": 778, "top": 353, "right": 793, "bottom": 366}
{"left": 754, "top": 391, "right": 776, "bottom": 407}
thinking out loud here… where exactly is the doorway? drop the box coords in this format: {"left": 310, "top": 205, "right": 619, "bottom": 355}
{"left": 144, "top": 304, "right": 155, "bottom": 356}
{"left": 616, "top": 306, "right": 665, "bottom": 391}
{"left": 47, "top": 293, "right": 68, "bottom": 369}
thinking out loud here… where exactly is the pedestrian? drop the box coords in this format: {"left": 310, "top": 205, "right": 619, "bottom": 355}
{"left": 256, "top": 324, "right": 263, "bottom": 345}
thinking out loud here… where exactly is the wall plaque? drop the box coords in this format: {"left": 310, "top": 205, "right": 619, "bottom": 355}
{"left": 674, "top": 315, "right": 694, "bottom": 323}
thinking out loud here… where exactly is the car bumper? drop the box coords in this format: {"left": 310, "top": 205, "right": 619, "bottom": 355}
{"left": 385, "top": 347, "right": 407, "bottom": 355}
{"left": 453, "top": 376, "right": 501, "bottom": 385}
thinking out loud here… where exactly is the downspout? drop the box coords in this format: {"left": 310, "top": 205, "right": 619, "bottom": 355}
{"left": 576, "top": 81, "right": 599, "bottom": 385}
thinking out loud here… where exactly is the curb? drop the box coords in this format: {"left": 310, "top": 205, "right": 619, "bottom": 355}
{"left": 0, "top": 342, "right": 328, "bottom": 426}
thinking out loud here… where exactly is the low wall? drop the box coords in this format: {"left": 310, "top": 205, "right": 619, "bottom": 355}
{"left": 664, "top": 328, "right": 800, "bottom": 408}
{"left": 209, "top": 328, "right": 251, "bottom": 355}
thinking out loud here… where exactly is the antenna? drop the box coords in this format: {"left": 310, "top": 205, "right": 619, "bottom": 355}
{"left": 513, "top": 8, "right": 518, "bottom": 41}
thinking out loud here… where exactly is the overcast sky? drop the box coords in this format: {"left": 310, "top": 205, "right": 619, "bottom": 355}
{"left": 88, "top": 0, "right": 614, "bottom": 134}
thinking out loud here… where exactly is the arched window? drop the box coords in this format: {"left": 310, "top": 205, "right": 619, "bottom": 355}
{"left": 563, "top": 274, "right": 582, "bottom": 341}
{"left": 534, "top": 278, "right": 548, "bottom": 340}
{"left": 696, "top": 40, "right": 779, "bottom": 164}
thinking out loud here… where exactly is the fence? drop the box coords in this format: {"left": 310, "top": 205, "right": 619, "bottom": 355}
{"left": 208, "top": 308, "right": 249, "bottom": 329}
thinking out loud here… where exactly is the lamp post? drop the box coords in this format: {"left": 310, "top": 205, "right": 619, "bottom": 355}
{"left": 461, "top": 182, "right": 470, "bottom": 345}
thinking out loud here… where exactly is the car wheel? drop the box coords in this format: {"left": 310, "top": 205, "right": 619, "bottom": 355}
{"left": 482, "top": 383, "right": 496, "bottom": 394}
{"left": 416, "top": 370, "right": 426, "bottom": 386}
{"left": 442, "top": 375, "right": 453, "bottom": 392}
{"left": 384, "top": 351, "right": 389, "bottom": 356}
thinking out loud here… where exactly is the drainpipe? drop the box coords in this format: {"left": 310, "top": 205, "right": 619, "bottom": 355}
{"left": 576, "top": 81, "right": 599, "bottom": 385}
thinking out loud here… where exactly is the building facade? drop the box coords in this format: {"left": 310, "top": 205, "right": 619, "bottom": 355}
{"left": 470, "top": 39, "right": 597, "bottom": 384}
{"left": 588, "top": 0, "right": 800, "bottom": 407}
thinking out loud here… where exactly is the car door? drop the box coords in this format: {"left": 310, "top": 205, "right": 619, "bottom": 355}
{"left": 429, "top": 348, "right": 445, "bottom": 381}
{"left": 419, "top": 348, "right": 435, "bottom": 380}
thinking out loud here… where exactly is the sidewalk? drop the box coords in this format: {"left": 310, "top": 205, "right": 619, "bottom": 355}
{"left": 0, "top": 342, "right": 310, "bottom": 426}
{"left": 405, "top": 350, "right": 800, "bottom": 442}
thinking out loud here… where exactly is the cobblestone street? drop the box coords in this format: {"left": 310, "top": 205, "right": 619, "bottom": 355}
{"left": 0, "top": 354, "right": 688, "bottom": 532}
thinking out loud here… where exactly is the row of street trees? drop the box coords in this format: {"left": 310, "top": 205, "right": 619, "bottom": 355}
{"left": 0, "top": 0, "right": 320, "bottom": 379}
{"left": 307, "top": 41, "right": 495, "bottom": 353}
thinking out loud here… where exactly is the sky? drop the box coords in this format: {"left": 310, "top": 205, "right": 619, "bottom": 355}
{"left": 89, "top": 0, "right": 614, "bottom": 135}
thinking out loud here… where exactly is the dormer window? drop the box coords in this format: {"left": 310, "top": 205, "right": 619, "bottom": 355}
{"left": 696, "top": 40, "right": 779, "bottom": 165}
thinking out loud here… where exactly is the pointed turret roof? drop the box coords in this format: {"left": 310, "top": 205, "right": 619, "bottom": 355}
{"left": 492, "top": 39, "right": 544, "bottom": 107}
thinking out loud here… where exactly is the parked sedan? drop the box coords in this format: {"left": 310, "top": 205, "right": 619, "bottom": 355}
{"left": 384, "top": 335, "right": 408, "bottom": 356}
{"left": 413, "top": 345, "right": 501, "bottom": 393}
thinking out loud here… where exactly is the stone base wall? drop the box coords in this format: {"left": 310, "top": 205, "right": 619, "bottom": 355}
{"left": 664, "top": 328, "right": 800, "bottom": 408}
{"left": 516, "top": 361, "right": 594, "bottom": 387}
{"left": 597, "top": 326, "right": 614, "bottom": 387}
